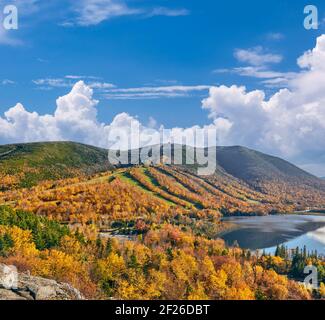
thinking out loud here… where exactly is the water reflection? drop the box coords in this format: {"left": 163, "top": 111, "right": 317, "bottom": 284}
{"left": 221, "top": 215, "right": 325, "bottom": 255}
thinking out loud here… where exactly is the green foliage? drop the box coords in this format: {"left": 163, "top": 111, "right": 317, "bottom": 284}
{"left": 0, "top": 142, "right": 112, "bottom": 189}
{"left": 0, "top": 206, "right": 70, "bottom": 250}
{"left": 0, "top": 233, "right": 14, "bottom": 257}
{"left": 105, "top": 239, "right": 113, "bottom": 256}
{"left": 275, "top": 244, "right": 287, "bottom": 259}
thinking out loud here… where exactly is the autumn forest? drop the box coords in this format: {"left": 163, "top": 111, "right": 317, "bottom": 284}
{"left": 0, "top": 142, "right": 324, "bottom": 300}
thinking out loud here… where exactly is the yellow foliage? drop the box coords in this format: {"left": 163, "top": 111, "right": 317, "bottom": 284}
{"left": 0, "top": 225, "right": 38, "bottom": 256}
{"left": 97, "top": 252, "right": 126, "bottom": 282}
{"left": 170, "top": 251, "right": 198, "bottom": 283}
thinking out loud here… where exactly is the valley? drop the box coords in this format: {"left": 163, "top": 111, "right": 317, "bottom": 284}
{"left": 0, "top": 141, "right": 324, "bottom": 300}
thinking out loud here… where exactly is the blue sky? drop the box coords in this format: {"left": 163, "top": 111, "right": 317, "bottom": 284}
{"left": 1, "top": 0, "right": 324, "bottom": 125}
{"left": 1, "top": 0, "right": 325, "bottom": 175}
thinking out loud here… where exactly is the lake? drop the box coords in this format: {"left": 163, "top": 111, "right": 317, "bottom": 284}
{"left": 221, "top": 215, "right": 325, "bottom": 255}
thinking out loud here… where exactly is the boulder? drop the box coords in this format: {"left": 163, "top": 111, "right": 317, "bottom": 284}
{"left": 0, "top": 263, "right": 84, "bottom": 300}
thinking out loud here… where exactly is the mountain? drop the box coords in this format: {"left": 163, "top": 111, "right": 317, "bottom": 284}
{"left": 212, "top": 146, "right": 325, "bottom": 208}
{"left": 125, "top": 144, "right": 325, "bottom": 210}
{"left": 0, "top": 141, "right": 112, "bottom": 189}
{"left": 131, "top": 143, "right": 324, "bottom": 189}
{"left": 214, "top": 146, "right": 324, "bottom": 189}
{"left": 0, "top": 141, "right": 324, "bottom": 211}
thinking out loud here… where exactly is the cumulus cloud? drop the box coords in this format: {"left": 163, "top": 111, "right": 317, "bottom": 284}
{"left": 203, "top": 35, "right": 325, "bottom": 175}
{"left": 0, "top": 81, "right": 104, "bottom": 146}
{"left": 2, "top": 35, "right": 325, "bottom": 175}
{"left": 0, "top": 81, "right": 218, "bottom": 151}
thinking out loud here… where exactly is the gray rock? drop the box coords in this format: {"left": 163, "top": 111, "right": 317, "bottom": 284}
{"left": 0, "top": 263, "right": 84, "bottom": 300}
{"left": 0, "top": 264, "right": 18, "bottom": 290}
{"left": 0, "top": 289, "right": 27, "bottom": 300}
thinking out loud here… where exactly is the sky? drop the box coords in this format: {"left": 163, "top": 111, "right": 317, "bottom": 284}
{"left": 1, "top": 0, "right": 325, "bottom": 176}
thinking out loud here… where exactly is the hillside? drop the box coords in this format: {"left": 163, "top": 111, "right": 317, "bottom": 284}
{"left": 0, "top": 142, "right": 324, "bottom": 300}
{"left": 215, "top": 146, "right": 321, "bottom": 186}
{"left": 133, "top": 144, "right": 325, "bottom": 208}
{"left": 211, "top": 146, "right": 325, "bottom": 206}
{"left": 0, "top": 141, "right": 324, "bottom": 210}
{"left": 0, "top": 142, "right": 112, "bottom": 190}
{"left": 131, "top": 143, "right": 324, "bottom": 186}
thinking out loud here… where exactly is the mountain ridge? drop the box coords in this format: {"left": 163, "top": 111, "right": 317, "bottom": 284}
{"left": 1, "top": 141, "right": 325, "bottom": 216}
{"left": 0, "top": 140, "right": 323, "bottom": 183}
{"left": 0, "top": 141, "right": 324, "bottom": 209}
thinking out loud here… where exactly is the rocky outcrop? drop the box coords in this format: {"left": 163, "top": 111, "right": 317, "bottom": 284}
{"left": 0, "top": 264, "right": 83, "bottom": 300}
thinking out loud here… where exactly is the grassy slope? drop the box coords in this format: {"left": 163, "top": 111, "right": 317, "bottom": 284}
{"left": 0, "top": 141, "right": 112, "bottom": 188}
{"left": 1, "top": 141, "right": 325, "bottom": 210}
{"left": 135, "top": 144, "right": 324, "bottom": 189}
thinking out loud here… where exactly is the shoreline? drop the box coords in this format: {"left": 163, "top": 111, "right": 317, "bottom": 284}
{"left": 217, "top": 214, "right": 325, "bottom": 252}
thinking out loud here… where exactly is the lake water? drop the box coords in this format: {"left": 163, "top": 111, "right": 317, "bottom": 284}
{"left": 221, "top": 215, "right": 325, "bottom": 255}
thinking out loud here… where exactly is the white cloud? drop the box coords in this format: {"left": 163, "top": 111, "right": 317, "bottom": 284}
{"left": 147, "top": 7, "right": 189, "bottom": 17}
{"left": 266, "top": 32, "right": 285, "bottom": 41}
{"left": 70, "top": 0, "right": 141, "bottom": 26}
{"left": 33, "top": 77, "right": 115, "bottom": 90}
{"left": 90, "top": 81, "right": 116, "bottom": 89}
{"left": 103, "top": 85, "right": 211, "bottom": 99}
{"left": 0, "top": 81, "right": 216, "bottom": 150}
{"left": 225, "top": 67, "right": 287, "bottom": 79}
{"left": 214, "top": 66, "right": 296, "bottom": 79}
{"left": 103, "top": 92, "right": 190, "bottom": 100}
{"left": 0, "top": 81, "right": 121, "bottom": 147}
{"left": 215, "top": 66, "right": 297, "bottom": 87}
{"left": 203, "top": 35, "right": 325, "bottom": 175}
{"left": 3, "top": 35, "right": 325, "bottom": 175}
{"left": 33, "top": 78, "right": 72, "bottom": 88}
{"left": 65, "top": 0, "right": 189, "bottom": 26}
{"left": 32, "top": 78, "right": 209, "bottom": 99}
{"left": 234, "top": 46, "right": 283, "bottom": 66}
{"left": 1, "top": 79, "right": 15, "bottom": 85}
{"left": 65, "top": 75, "right": 101, "bottom": 80}
{"left": 216, "top": 47, "right": 292, "bottom": 88}
{"left": 106, "top": 85, "right": 211, "bottom": 93}
{"left": 261, "top": 77, "right": 292, "bottom": 88}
